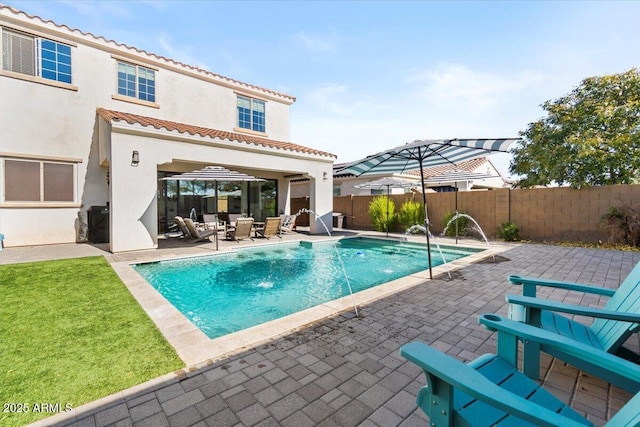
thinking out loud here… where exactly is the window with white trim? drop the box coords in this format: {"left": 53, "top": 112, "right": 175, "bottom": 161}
{"left": 3, "top": 159, "right": 75, "bottom": 202}
{"left": 237, "top": 95, "right": 265, "bottom": 133}
{"left": 1, "top": 28, "right": 72, "bottom": 84}
{"left": 117, "top": 61, "right": 156, "bottom": 102}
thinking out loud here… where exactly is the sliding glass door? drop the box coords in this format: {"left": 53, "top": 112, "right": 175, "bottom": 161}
{"left": 157, "top": 173, "right": 278, "bottom": 230}
{"left": 247, "top": 179, "right": 277, "bottom": 221}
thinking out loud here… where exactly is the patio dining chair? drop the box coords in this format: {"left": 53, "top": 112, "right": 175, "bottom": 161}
{"left": 226, "top": 217, "right": 254, "bottom": 242}
{"left": 223, "top": 213, "right": 243, "bottom": 235}
{"left": 505, "top": 260, "right": 640, "bottom": 380}
{"left": 255, "top": 217, "right": 281, "bottom": 239}
{"left": 202, "top": 214, "right": 225, "bottom": 233}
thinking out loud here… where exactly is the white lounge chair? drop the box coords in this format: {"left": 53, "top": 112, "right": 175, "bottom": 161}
{"left": 279, "top": 214, "right": 297, "bottom": 234}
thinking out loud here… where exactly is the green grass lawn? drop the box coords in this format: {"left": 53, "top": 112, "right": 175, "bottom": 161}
{"left": 0, "top": 256, "right": 184, "bottom": 426}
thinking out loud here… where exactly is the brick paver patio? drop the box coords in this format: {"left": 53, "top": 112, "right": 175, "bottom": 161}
{"left": 8, "top": 240, "right": 640, "bottom": 427}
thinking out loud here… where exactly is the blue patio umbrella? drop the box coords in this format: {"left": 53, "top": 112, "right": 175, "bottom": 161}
{"left": 337, "top": 138, "right": 519, "bottom": 278}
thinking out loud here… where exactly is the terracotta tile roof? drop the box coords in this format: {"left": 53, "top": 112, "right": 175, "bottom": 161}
{"left": 96, "top": 108, "right": 336, "bottom": 159}
{"left": 0, "top": 5, "right": 295, "bottom": 102}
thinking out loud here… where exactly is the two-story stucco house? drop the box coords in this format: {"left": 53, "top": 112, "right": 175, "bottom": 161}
{"left": 0, "top": 5, "right": 336, "bottom": 252}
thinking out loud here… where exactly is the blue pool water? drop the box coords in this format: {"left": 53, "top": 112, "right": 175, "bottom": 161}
{"left": 133, "top": 237, "right": 482, "bottom": 339}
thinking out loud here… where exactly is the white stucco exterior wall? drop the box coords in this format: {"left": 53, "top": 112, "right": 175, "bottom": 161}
{"left": 307, "top": 174, "right": 334, "bottom": 235}
{"left": 0, "top": 7, "right": 336, "bottom": 250}
{"left": 104, "top": 122, "right": 334, "bottom": 252}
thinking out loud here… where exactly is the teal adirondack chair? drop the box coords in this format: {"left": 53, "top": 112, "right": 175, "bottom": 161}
{"left": 506, "top": 261, "right": 640, "bottom": 380}
{"left": 401, "top": 314, "right": 640, "bottom": 426}
{"left": 478, "top": 313, "right": 640, "bottom": 393}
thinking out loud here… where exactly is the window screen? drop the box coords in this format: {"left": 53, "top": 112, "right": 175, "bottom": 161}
{"left": 44, "top": 163, "right": 73, "bottom": 201}
{"left": 2, "top": 30, "right": 36, "bottom": 75}
{"left": 5, "top": 159, "right": 40, "bottom": 201}
{"left": 3, "top": 159, "right": 75, "bottom": 202}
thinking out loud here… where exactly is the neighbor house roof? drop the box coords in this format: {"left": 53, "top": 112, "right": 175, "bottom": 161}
{"left": 412, "top": 157, "right": 494, "bottom": 178}
{"left": 97, "top": 108, "right": 337, "bottom": 159}
{"left": 334, "top": 157, "right": 494, "bottom": 179}
{"left": 0, "top": 5, "right": 295, "bottom": 103}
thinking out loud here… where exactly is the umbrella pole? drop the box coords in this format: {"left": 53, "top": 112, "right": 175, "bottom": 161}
{"left": 455, "top": 183, "right": 458, "bottom": 244}
{"left": 418, "top": 153, "right": 433, "bottom": 279}
{"left": 215, "top": 181, "right": 219, "bottom": 251}
{"left": 386, "top": 186, "right": 389, "bottom": 237}
{"left": 214, "top": 182, "right": 219, "bottom": 215}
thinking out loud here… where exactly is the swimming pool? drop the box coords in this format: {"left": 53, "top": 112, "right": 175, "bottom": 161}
{"left": 133, "top": 237, "right": 482, "bottom": 339}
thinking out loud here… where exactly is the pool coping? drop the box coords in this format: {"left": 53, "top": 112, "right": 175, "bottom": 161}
{"left": 109, "top": 235, "right": 517, "bottom": 368}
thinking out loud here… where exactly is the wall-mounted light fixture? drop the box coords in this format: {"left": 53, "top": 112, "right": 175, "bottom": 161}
{"left": 323, "top": 172, "right": 328, "bottom": 181}
{"left": 131, "top": 150, "right": 140, "bottom": 167}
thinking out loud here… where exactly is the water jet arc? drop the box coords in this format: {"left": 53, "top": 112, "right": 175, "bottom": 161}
{"left": 294, "top": 208, "right": 359, "bottom": 318}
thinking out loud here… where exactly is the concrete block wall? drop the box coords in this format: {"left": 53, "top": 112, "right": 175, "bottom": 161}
{"left": 510, "top": 184, "right": 640, "bottom": 242}
{"left": 293, "top": 184, "right": 640, "bottom": 242}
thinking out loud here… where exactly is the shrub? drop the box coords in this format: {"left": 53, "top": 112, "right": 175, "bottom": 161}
{"left": 442, "top": 211, "right": 469, "bottom": 237}
{"left": 398, "top": 200, "right": 424, "bottom": 230}
{"left": 497, "top": 222, "right": 520, "bottom": 241}
{"left": 600, "top": 204, "right": 640, "bottom": 247}
{"left": 368, "top": 196, "right": 395, "bottom": 232}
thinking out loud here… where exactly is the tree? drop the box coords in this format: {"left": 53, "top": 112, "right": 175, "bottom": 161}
{"left": 511, "top": 68, "right": 640, "bottom": 188}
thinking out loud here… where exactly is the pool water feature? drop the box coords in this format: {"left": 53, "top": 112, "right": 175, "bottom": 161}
{"left": 295, "top": 207, "right": 359, "bottom": 317}
{"left": 133, "top": 237, "right": 482, "bottom": 339}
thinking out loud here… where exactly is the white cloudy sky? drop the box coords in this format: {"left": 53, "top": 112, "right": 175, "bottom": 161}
{"left": 5, "top": 0, "right": 640, "bottom": 176}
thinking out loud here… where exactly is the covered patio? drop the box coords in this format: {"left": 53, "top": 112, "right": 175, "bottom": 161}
{"left": 96, "top": 108, "right": 336, "bottom": 253}
{"left": 4, "top": 236, "right": 638, "bottom": 427}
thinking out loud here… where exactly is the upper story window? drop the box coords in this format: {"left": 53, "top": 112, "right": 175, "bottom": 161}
{"left": 237, "top": 95, "right": 265, "bottom": 133}
{"left": 117, "top": 61, "right": 155, "bottom": 102}
{"left": 1, "top": 28, "right": 72, "bottom": 84}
